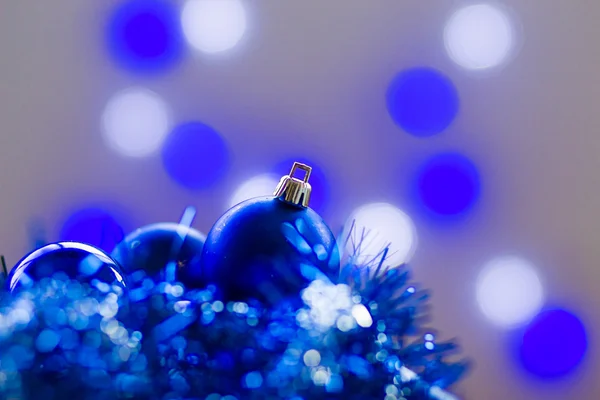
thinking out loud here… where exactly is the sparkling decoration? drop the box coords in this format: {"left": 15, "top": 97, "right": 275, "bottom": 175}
{"left": 111, "top": 222, "right": 205, "bottom": 289}
{"left": 201, "top": 163, "right": 340, "bottom": 303}
{"left": 0, "top": 162, "right": 467, "bottom": 398}
{"left": 5, "top": 242, "right": 127, "bottom": 296}
{"left": 0, "top": 275, "right": 134, "bottom": 399}
{"left": 0, "top": 252, "right": 466, "bottom": 399}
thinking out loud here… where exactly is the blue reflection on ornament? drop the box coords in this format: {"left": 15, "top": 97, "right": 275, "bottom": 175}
{"left": 59, "top": 207, "right": 125, "bottom": 253}
{"left": 386, "top": 67, "right": 459, "bottom": 137}
{"left": 105, "top": 0, "right": 183, "bottom": 74}
{"left": 274, "top": 158, "right": 329, "bottom": 214}
{"left": 161, "top": 121, "right": 230, "bottom": 190}
{"left": 415, "top": 152, "right": 481, "bottom": 216}
{"left": 201, "top": 196, "right": 339, "bottom": 303}
{"left": 112, "top": 222, "right": 205, "bottom": 288}
{"left": 5, "top": 242, "right": 127, "bottom": 294}
{"left": 519, "top": 308, "right": 587, "bottom": 378}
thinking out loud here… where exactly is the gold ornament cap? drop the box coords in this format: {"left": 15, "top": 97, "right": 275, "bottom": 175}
{"left": 273, "top": 162, "right": 312, "bottom": 208}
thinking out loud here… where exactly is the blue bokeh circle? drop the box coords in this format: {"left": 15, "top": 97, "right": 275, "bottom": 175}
{"left": 519, "top": 308, "right": 588, "bottom": 379}
{"left": 416, "top": 152, "right": 481, "bottom": 216}
{"left": 105, "top": 0, "right": 183, "bottom": 74}
{"left": 59, "top": 207, "right": 125, "bottom": 253}
{"left": 161, "top": 121, "right": 231, "bottom": 190}
{"left": 386, "top": 67, "right": 459, "bottom": 137}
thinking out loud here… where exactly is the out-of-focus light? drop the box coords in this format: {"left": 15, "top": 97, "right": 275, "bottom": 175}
{"left": 161, "top": 121, "right": 230, "bottom": 190}
{"left": 519, "top": 308, "right": 587, "bottom": 378}
{"left": 181, "top": 0, "right": 247, "bottom": 54}
{"left": 342, "top": 203, "right": 417, "bottom": 268}
{"left": 274, "top": 158, "right": 329, "bottom": 214}
{"left": 106, "top": 0, "right": 183, "bottom": 73}
{"left": 36, "top": 329, "right": 61, "bottom": 353}
{"left": 476, "top": 256, "right": 544, "bottom": 328}
{"left": 386, "top": 67, "right": 459, "bottom": 137}
{"left": 444, "top": 4, "right": 515, "bottom": 71}
{"left": 303, "top": 349, "right": 321, "bottom": 367}
{"left": 59, "top": 207, "right": 125, "bottom": 253}
{"left": 228, "top": 174, "right": 279, "bottom": 209}
{"left": 102, "top": 88, "right": 171, "bottom": 158}
{"left": 416, "top": 152, "right": 481, "bottom": 216}
{"left": 243, "top": 371, "right": 263, "bottom": 389}
{"left": 352, "top": 304, "right": 373, "bottom": 328}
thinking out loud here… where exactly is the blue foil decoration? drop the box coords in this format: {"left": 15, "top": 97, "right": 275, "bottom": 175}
{"left": 0, "top": 220, "right": 466, "bottom": 399}
{"left": 0, "top": 262, "right": 466, "bottom": 399}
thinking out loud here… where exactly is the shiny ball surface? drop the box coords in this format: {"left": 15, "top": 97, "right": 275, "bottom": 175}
{"left": 112, "top": 222, "right": 205, "bottom": 288}
{"left": 6, "top": 242, "right": 127, "bottom": 293}
{"left": 201, "top": 196, "right": 340, "bottom": 302}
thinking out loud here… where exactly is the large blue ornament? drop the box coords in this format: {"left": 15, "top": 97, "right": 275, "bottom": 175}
{"left": 5, "top": 241, "right": 127, "bottom": 294}
{"left": 112, "top": 222, "right": 205, "bottom": 288}
{"left": 201, "top": 162, "right": 340, "bottom": 303}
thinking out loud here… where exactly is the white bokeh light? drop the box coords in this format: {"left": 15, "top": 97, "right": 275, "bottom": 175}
{"left": 229, "top": 174, "right": 279, "bottom": 209}
{"left": 342, "top": 203, "right": 417, "bottom": 268}
{"left": 444, "top": 4, "right": 514, "bottom": 70}
{"left": 476, "top": 255, "right": 544, "bottom": 328}
{"left": 101, "top": 88, "right": 171, "bottom": 158}
{"left": 181, "top": 0, "right": 247, "bottom": 54}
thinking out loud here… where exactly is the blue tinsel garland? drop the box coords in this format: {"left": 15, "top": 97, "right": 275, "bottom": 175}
{"left": 0, "top": 258, "right": 468, "bottom": 400}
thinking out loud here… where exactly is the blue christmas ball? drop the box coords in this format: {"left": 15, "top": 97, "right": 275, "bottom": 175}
{"left": 111, "top": 222, "right": 205, "bottom": 288}
{"left": 5, "top": 242, "right": 127, "bottom": 294}
{"left": 201, "top": 196, "right": 340, "bottom": 303}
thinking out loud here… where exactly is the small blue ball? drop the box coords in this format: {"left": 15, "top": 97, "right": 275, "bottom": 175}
{"left": 201, "top": 197, "right": 340, "bottom": 303}
{"left": 112, "top": 223, "right": 206, "bottom": 288}
{"left": 6, "top": 242, "right": 127, "bottom": 294}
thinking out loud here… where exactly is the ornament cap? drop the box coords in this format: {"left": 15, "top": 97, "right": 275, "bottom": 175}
{"left": 273, "top": 162, "right": 312, "bottom": 208}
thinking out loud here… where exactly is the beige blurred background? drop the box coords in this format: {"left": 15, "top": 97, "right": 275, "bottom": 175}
{"left": 1, "top": 1, "right": 599, "bottom": 398}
